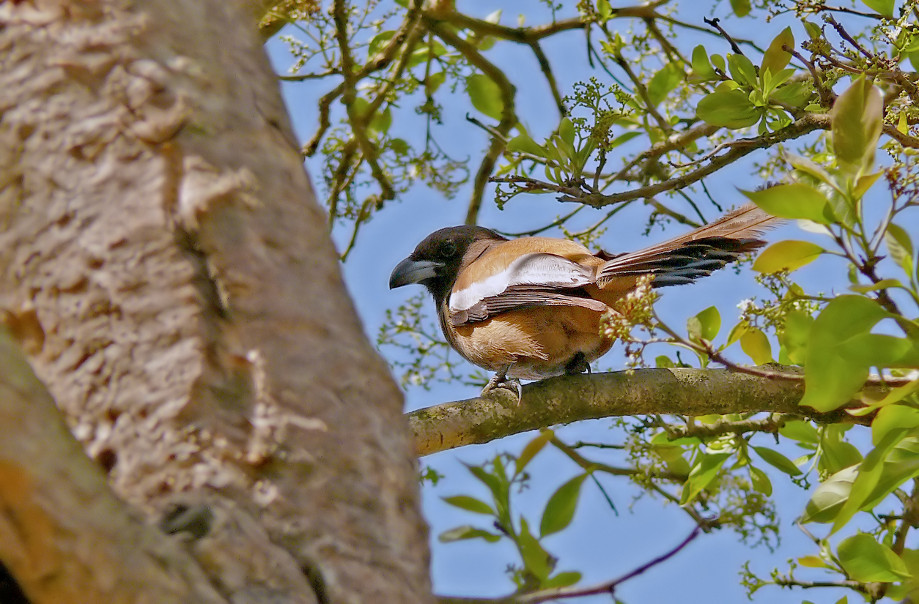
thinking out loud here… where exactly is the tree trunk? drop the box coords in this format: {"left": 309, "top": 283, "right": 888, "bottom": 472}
{"left": 0, "top": 1, "right": 432, "bottom": 602}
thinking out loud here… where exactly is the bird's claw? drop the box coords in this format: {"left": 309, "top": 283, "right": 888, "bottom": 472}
{"left": 481, "top": 373, "right": 522, "bottom": 402}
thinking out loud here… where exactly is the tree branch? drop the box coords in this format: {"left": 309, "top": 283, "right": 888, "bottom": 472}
{"left": 435, "top": 525, "right": 702, "bottom": 603}
{"left": 565, "top": 114, "right": 831, "bottom": 207}
{"left": 519, "top": 526, "right": 702, "bottom": 603}
{"left": 409, "top": 366, "right": 887, "bottom": 456}
{"left": 423, "top": 15, "right": 517, "bottom": 225}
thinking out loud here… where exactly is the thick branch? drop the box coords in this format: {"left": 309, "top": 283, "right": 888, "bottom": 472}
{"left": 0, "top": 330, "right": 225, "bottom": 604}
{"left": 409, "top": 367, "right": 876, "bottom": 456}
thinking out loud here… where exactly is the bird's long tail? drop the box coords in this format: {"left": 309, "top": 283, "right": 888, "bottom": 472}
{"left": 596, "top": 203, "right": 779, "bottom": 287}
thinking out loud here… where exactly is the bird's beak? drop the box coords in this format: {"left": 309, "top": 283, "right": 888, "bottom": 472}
{"left": 389, "top": 258, "right": 442, "bottom": 289}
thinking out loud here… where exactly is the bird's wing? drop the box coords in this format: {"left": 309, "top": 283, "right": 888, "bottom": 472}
{"left": 449, "top": 252, "right": 605, "bottom": 326}
{"left": 449, "top": 286, "right": 609, "bottom": 326}
{"left": 597, "top": 203, "right": 777, "bottom": 287}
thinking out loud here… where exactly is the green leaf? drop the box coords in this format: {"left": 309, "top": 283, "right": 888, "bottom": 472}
{"left": 863, "top": 436, "right": 919, "bottom": 510}
{"left": 831, "top": 429, "right": 903, "bottom": 532}
{"left": 886, "top": 223, "right": 915, "bottom": 277}
{"left": 761, "top": 27, "right": 795, "bottom": 74}
{"left": 753, "top": 446, "right": 802, "bottom": 475}
{"left": 540, "top": 474, "right": 588, "bottom": 537}
{"left": 784, "top": 152, "right": 835, "bottom": 187}
{"left": 780, "top": 420, "right": 819, "bottom": 445}
{"left": 749, "top": 465, "right": 773, "bottom": 496}
{"left": 518, "top": 517, "right": 552, "bottom": 581}
{"left": 654, "top": 443, "right": 691, "bottom": 475}
{"left": 696, "top": 89, "right": 760, "bottom": 128}
{"left": 442, "top": 495, "right": 495, "bottom": 515}
{"left": 838, "top": 534, "right": 911, "bottom": 582}
{"left": 681, "top": 452, "right": 731, "bottom": 504}
{"left": 597, "top": 0, "right": 612, "bottom": 20}
{"left": 825, "top": 190, "right": 858, "bottom": 229}
{"left": 803, "top": 20, "right": 822, "bottom": 40}
{"left": 558, "top": 117, "right": 575, "bottom": 147}
{"left": 831, "top": 78, "right": 883, "bottom": 172}
{"left": 849, "top": 278, "right": 901, "bottom": 293}
{"left": 801, "top": 465, "right": 858, "bottom": 523}
{"left": 753, "top": 240, "right": 824, "bottom": 274}
{"left": 655, "top": 354, "right": 676, "bottom": 368}
{"left": 763, "top": 66, "right": 794, "bottom": 91}
{"left": 389, "top": 137, "right": 410, "bottom": 155}
{"left": 439, "top": 525, "right": 502, "bottom": 543}
{"left": 821, "top": 425, "right": 864, "bottom": 475}
{"left": 368, "top": 31, "right": 396, "bottom": 58}
{"left": 800, "top": 296, "right": 889, "bottom": 412}
{"left": 727, "top": 54, "right": 757, "bottom": 87}
{"left": 425, "top": 70, "right": 446, "bottom": 95}
{"left": 543, "top": 571, "right": 581, "bottom": 589}
{"left": 742, "top": 183, "right": 830, "bottom": 223}
{"left": 741, "top": 328, "right": 773, "bottom": 364}
{"left": 690, "top": 45, "right": 716, "bottom": 81}
{"left": 647, "top": 63, "right": 684, "bottom": 107}
{"left": 799, "top": 555, "right": 832, "bottom": 569}
{"left": 466, "top": 463, "right": 503, "bottom": 501}
{"left": 609, "top": 130, "right": 642, "bottom": 148}
{"left": 854, "top": 170, "right": 883, "bottom": 198}
{"left": 369, "top": 107, "right": 392, "bottom": 134}
{"left": 688, "top": 306, "right": 721, "bottom": 342}
{"left": 730, "top": 0, "right": 751, "bottom": 17}
{"left": 861, "top": 0, "right": 895, "bottom": 17}
{"left": 838, "top": 334, "right": 919, "bottom": 368}
{"left": 466, "top": 74, "right": 504, "bottom": 120}
{"left": 778, "top": 309, "right": 813, "bottom": 365}
{"left": 516, "top": 430, "right": 553, "bottom": 475}
{"left": 408, "top": 41, "right": 447, "bottom": 68}
{"left": 465, "top": 460, "right": 509, "bottom": 523}
{"left": 727, "top": 321, "right": 749, "bottom": 346}
{"left": 507, "top": 132, "right": 545, "bottom": 156}
{"left": 860, "top": 381, "right": 919, "bottom": 418}
{"left": 770, "top": 80, "right": 813, "bottom": 107}
{"left": 874, "top": 405, "right": 919, "bottom": 445}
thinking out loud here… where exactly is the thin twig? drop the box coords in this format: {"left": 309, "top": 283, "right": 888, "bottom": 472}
{"left": 703, "top": 17, "right": 744, "bottom": 55}
{"left": 277, "top": 69, "right": 340, "bottom": 82}
{"left": 784, "top": 45, "right": 835, "bottom": 107}
{"left": 667, "top": 414, "right": 786, "bottom": 439}
{"left": 578, "top": 114, "right": 831, "bottom": 207}
{"left": 424, "top": 14, "right": 518, "bottom": 225}
{"left": 607, "top": 123, "right": 719, "bottom": 186}
{"left": 302, "top": 7, "right": 422, "bottom": 155}
{"left": 608, "top": 44, "right": 672, "bottom": 132}
{"left": 332, "top": 0, "right": 395, "bottom": 201}
{"left": 826, "top": 15, "right": 874, "bottom": 59}
{"left": 513, "top": 526, "right": 703, "bottom": 603}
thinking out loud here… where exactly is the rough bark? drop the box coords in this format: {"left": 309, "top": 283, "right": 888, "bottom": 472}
{"left": 409, "top": 367, "right": 875, "bottom": 456}
{"left": 0, "top": 1, "right": 431, "bottom": 603}
{"left": 0, "top": 330, "right": 226, "bottom": 603}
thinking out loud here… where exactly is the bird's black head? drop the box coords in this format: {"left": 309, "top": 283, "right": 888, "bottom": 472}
{"left": 389, "top": 225, "right": 506, "bottom": 302}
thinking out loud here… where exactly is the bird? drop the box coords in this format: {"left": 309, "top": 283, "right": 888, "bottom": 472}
{"left": 389, "top": 203, "right": 776, "bottom": 397}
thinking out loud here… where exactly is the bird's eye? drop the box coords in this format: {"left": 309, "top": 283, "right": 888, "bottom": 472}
{"left": 439, "top": 241, "right": 457, "bottom": 258}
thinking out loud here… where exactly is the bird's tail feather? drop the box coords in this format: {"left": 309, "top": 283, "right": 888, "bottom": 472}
{"left": 596, "top": 203, "right": 778, "bottom": 288}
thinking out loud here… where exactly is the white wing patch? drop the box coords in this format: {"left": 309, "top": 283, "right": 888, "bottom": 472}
{"left": 449, "top": 253, "right": 595, "bottom": 313}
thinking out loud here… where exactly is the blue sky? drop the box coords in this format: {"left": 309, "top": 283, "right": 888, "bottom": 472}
{"left": 265, "top": 2, "right": 913, "bottom": 601}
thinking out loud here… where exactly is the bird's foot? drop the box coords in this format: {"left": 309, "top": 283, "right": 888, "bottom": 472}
{"left": 481, "top": 369, "right": 522, "bottom": 402}
{"left": 564, "top": 351, "right": 590, "bottom": 375}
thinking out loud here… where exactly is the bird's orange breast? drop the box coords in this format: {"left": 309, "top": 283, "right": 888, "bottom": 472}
{"left": 447, "top": 305, "right": 615, "bottom": 380}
